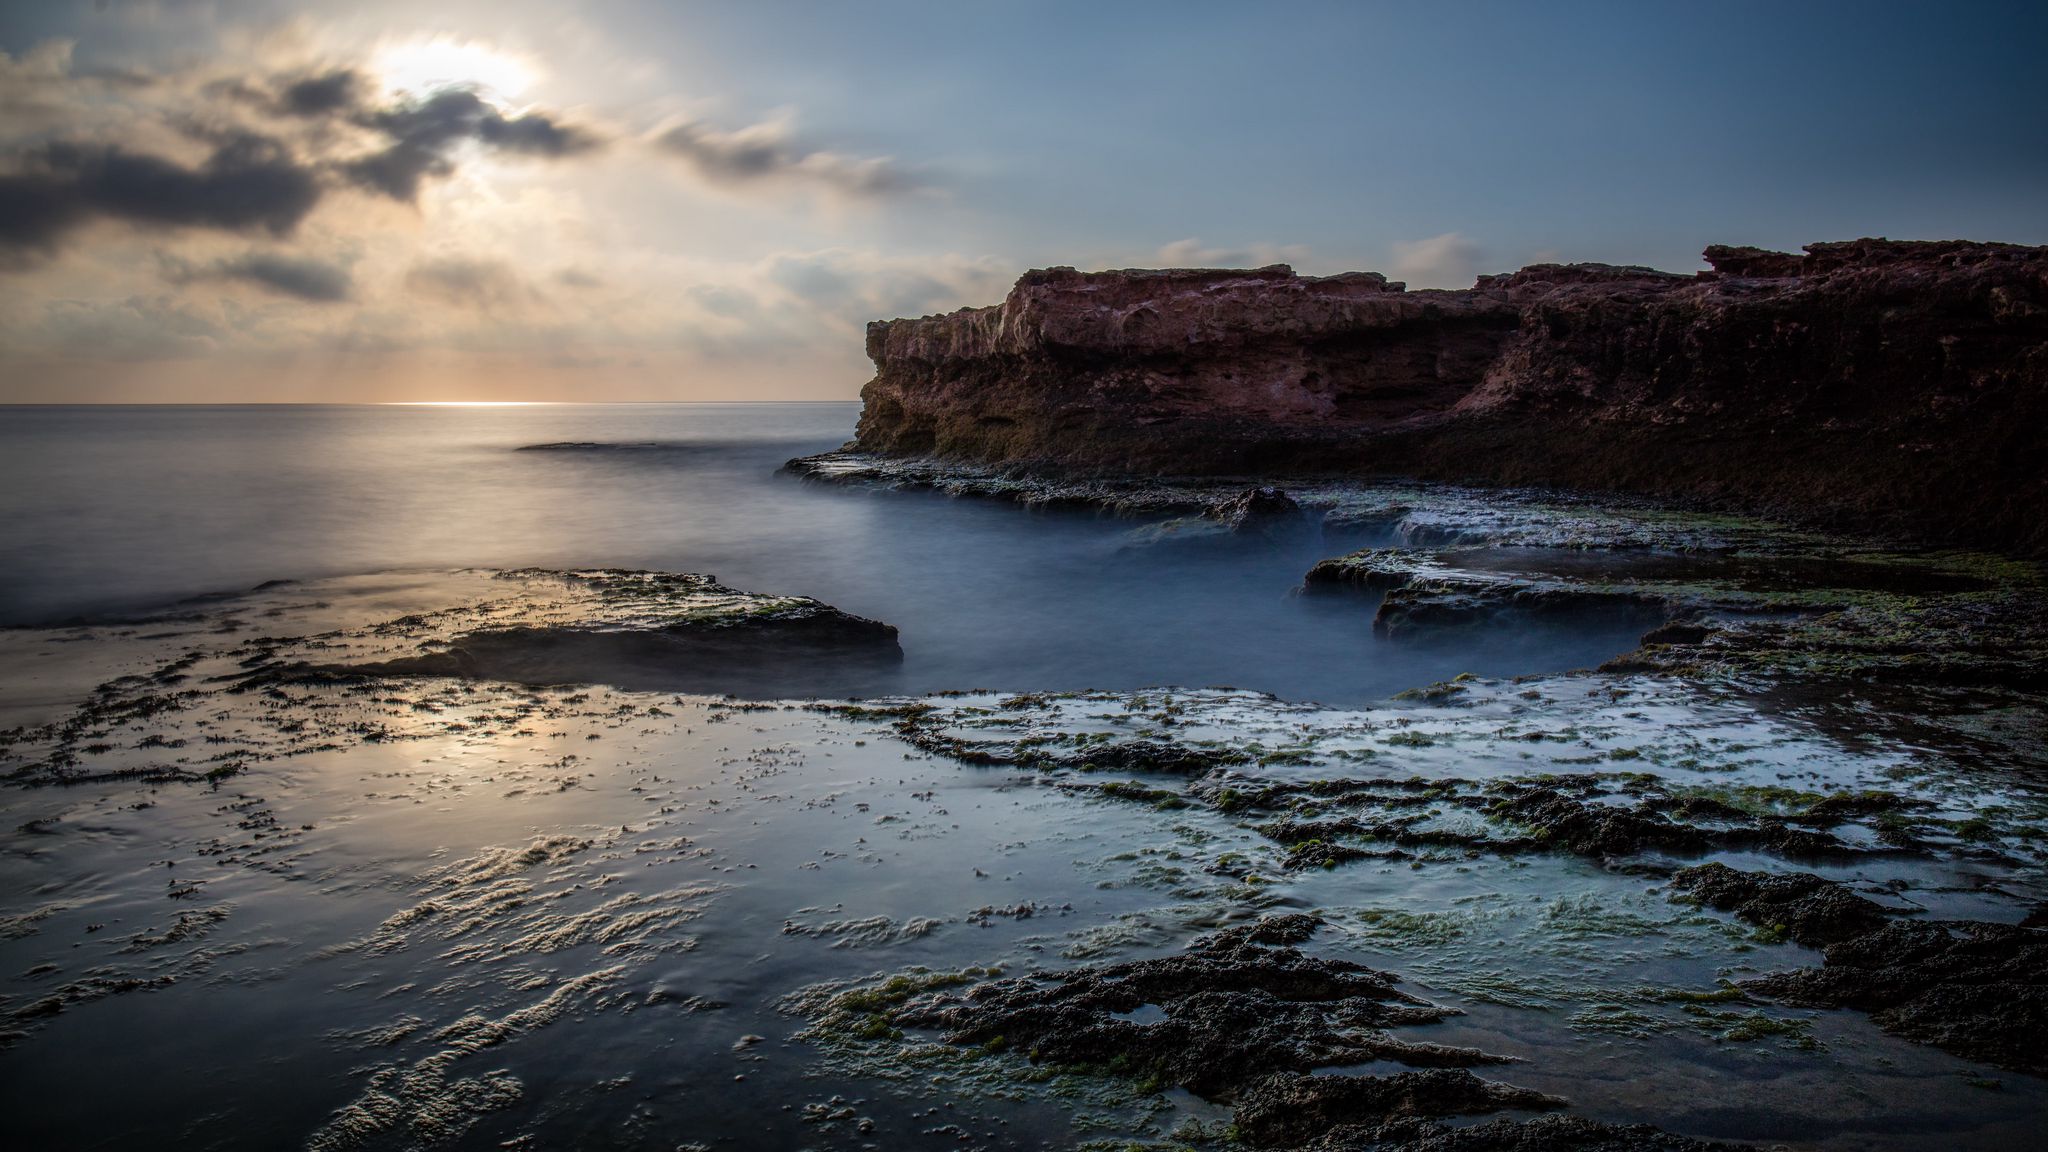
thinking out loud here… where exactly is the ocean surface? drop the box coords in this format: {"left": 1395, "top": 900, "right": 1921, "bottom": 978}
{"left": 0, "top": 403, "right": 1641, "bottom": 705}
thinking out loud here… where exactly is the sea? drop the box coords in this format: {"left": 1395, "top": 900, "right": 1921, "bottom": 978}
{"left": 0, "top": 402, "right": 1641, "bottom": 704}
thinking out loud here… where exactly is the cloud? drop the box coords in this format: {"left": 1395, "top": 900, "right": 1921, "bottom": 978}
{"left": 0, "top": 49, "right": 607, "bottom": 263}
{"left": 0, "top": 134, "right": 323, "bottom": 264}
{"left": 404, "top": 256, "right": 528, "bottom": 309}
{"left": 346, "top": 85, "right": 603, "bottom": 202}
{"left": 277, "top": 69, "right": 363, "bottom": 117}
{"left": 39, "top": 295, "right": 223, "bottom": 360}
{"left": 653, "top": 115, "right": 915, "bottom": 197}
{"left": 1389, "top": 232, "right": 1482, "bottom": 289}
{"left": 761, "top": 248, "right": 1010, "bottom": 322}
{"left": 166, "top": 251, "right": 353, "bottom": 302}
{"left": 1154, "top": 238, "right": 1312, "bottom": 269}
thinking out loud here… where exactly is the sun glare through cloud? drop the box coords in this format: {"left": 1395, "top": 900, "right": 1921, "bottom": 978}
{"left": 374, "top": 36, "right": 538, "bottom": 99}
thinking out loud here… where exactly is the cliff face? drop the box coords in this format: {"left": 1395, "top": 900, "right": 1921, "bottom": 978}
{"left": 853, "top": 240, "right": 2048, "bottom": 555}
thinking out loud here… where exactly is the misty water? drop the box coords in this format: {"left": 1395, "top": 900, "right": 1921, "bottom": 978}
{"left": 0, "top": 403, "right": 1639, "bottom": 703}
{"left": 2, "top": 404, "right": 2042, "bottom": 1152}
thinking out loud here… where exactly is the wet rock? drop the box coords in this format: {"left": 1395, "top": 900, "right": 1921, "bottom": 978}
{"left": 885, "top": 916, "right": 1502, "bottom": 1098}
{"left": 246, "top": 569, "right": 902, "bottom": 695}
{"left": 1210, "top": 486, "right": 1306, "bottom": 533}
{"left": 1303, "top": 1113, "right": 1743, "bottom": 1151}
{"left": 1232, "top": 1069, "right": 1563, "bottom": 1147}
{"left": 1061, "top": 739, "right": 1249, "bottom": 775}
{"left": 1638, "top": 619, "right": 1717, "bottom": 647}
{"left": 1490, "top": 785, "right": 1710, "bottom": 858}
{"left": 1490, "top": 782, "right": 1849, "bottom": 862}
{"left": 1667, "top": 866, "right": 2048, "bottom": 1073}
{"left": 1303, "top": 549, "right": 1668, "bottom": 636}
{"left": 1669, "top": 863, "right": 1891, "bottom": 947}
{"left": 1261, "top": 815, "right": 1500, "bottom": 867}
{"left": 1741, "top": 918, "right": 2048, "bottom": 1073}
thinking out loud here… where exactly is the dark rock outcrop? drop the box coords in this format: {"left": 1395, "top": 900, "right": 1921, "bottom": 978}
{"left": 1232, "top": 1070, "right": 1562, "bottom": 1147}
{"left": 825, "top": 915, "right": 1739, "bottom": 1150}
{"left": 1741, "top": 917, "right": 2048, "bottom": 1073}
{"left": 246, "top": 569, "right": 902, "bottom": 694}
{"left": 889, "top": 915, "right": 1484, "bottom": 1098}
{"left": 1668, "top": 863, "right": 2048, "bottom": 1073}
{"left": 1209, "top": 485, "right": 1307, "bottom": 533}
{"left": 851, "top": 240, "right": 2048, "bottom": 555}
{"left": 1670, "top": 861, "right": 1892, "bottom": 947}
{"left": 1298, "top": 1114, "right": 1742, "bottom": 1152}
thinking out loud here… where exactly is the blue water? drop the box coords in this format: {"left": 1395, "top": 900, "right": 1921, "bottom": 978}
{"left": 0, "top": 403, "right": 1641, "bottom": 703}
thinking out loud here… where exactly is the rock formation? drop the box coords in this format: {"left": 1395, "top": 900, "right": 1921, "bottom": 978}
{"left": 851, "top": 240, "right": 2048, "bottom": 555}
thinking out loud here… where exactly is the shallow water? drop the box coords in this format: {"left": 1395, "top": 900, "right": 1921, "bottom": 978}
{"left": 0, "top": 404, "right": 1640, "bottom": 705}
{"left": 1, "top": 404, "right": 2043, "bottom": 1151}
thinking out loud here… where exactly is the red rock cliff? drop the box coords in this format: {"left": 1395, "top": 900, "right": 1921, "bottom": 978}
{"left": 853, "top": 240, "right": 2048, "bottom": 555}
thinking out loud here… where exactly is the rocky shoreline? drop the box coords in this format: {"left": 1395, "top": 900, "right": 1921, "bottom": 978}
{"left": 846, "top": 239, "right": 2048, "bottom": 557}
{"left": 771, "top": 445, "right": 2048, "bottom": 1146}
{"left": 2, "top": 432, "right": 2042, "bottom": 1148}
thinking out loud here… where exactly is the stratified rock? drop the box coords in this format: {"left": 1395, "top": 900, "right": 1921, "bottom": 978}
{"left": 851, "top": 241, "right": 2048, "bottom": 556}
{"left": 1700, "top": 244, "right": 1806, "bottom": 278}
{"left": 1302, "top": 549, "right": 1666, "bottom": 635}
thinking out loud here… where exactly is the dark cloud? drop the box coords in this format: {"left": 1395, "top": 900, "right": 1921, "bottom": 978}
{"left": 654, "top": 118, "right": 912, "bottom": 197}
{"left": 405, "top": 256, "right": 526, "bottom": 309}
{"left": 0, "top": 133, "right": 322, "bottom": 263}
{"left": 345, "top": 87, "right": 601, "bottom": 202}
{"left": 279, "top": 69, "right": 363, "bottom": 117}
{"left": 167, "top": 251, "right": 353, "bottom": 302}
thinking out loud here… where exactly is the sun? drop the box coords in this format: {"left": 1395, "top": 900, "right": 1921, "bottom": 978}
{"left": 373, "top": 37, "right": 538, "bottom": 99}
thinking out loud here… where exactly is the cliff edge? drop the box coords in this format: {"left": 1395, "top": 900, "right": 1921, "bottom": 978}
{"left": 851, "top": 240, "right": 2048, "bottom": 555}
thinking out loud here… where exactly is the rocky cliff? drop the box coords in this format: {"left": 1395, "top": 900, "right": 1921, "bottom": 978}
{"left": 851, "top": 240, "right": 2048, "bottom": 555}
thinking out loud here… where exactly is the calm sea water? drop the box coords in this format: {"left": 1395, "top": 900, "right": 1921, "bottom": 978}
{"left": 0, "top": 403, "right": 1640, "bottom": 703}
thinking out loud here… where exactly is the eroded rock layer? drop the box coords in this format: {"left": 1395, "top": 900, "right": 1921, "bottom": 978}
{"left": 852, "top": 240, "right": 2048, "bottom": 555}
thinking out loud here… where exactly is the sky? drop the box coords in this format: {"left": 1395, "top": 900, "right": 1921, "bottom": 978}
{"left": 1, "top": 0, "right": 2044, "bottom": 403}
